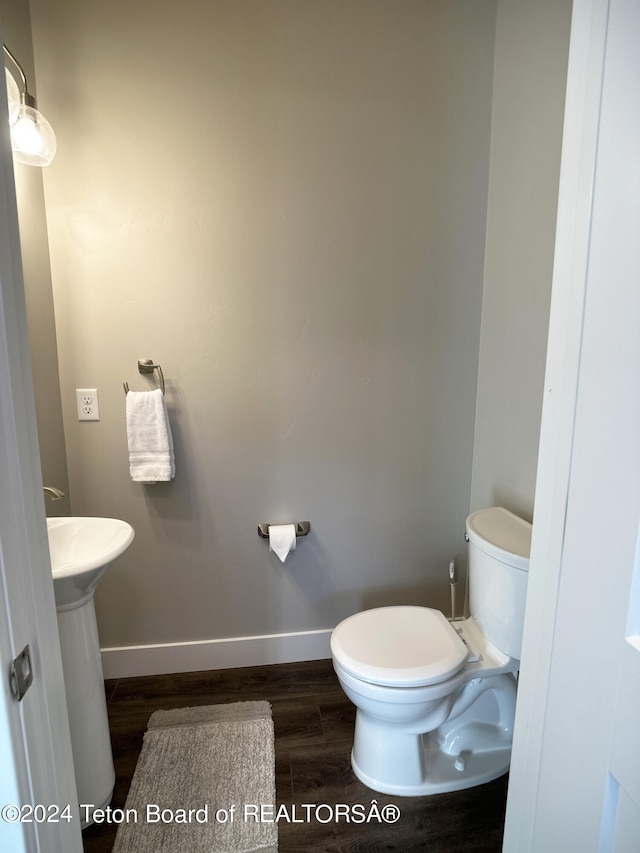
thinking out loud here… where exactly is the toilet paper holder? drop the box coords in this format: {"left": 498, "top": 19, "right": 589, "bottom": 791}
{"left": 257, "top": 521, "right": 311, "bottom": 539}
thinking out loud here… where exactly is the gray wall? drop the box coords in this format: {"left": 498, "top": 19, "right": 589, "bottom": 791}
{"left": 0, "top": 0, "right": 70, "bottom": 518}
{"left": 28, "top": 0, "right": 496, "bottom": 648}
{"left": 14, "top": 0, "right": 572, "bottom": 660}
{"left": 470, "top": 0, "right": 572, "bottom": 521}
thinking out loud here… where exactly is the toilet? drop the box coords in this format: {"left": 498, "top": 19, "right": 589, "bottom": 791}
{"left": 331, "top": 506, "right": 531, "bottom": 796}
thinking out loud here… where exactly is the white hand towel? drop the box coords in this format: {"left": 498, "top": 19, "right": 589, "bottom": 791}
{"left": 126, "top": 389, "right": 175, "bottom": 483}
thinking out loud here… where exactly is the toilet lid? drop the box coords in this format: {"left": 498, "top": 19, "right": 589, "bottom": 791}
{"left": 331, "top": 606, "right": 468, "bottom": 687}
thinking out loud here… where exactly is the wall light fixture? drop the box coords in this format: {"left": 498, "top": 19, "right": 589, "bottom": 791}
{"left": 3, "top": 43, "right": 56, "bottom": 167}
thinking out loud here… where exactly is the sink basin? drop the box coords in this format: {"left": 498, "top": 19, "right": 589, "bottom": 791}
{"left": 47, "top": 516, "right": 135, "bottom": 608}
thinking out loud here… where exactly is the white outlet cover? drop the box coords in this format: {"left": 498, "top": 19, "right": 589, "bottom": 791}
{"left": 76, "top": 388, "right": 100, "bottom": 421}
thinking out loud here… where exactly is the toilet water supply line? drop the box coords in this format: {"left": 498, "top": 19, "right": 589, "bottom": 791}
{"left": 449, "top": 558, "right": 458, "bottom": 621}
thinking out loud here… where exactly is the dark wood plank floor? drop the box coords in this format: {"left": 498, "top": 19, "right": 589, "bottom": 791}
{"left": 82, "top": 659, "right": 508, "bottom": 852}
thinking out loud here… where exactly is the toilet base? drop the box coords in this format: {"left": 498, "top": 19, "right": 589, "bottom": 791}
{"left": 348, "top": 674, "right": 517, "bottom": 796}
{"left": 351, "top": 731, "right": 511, "bottom": 796}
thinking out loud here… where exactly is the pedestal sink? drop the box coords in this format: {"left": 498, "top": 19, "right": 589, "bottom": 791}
{"left": 47, "top": 517, "right": 135, "bottom": 827}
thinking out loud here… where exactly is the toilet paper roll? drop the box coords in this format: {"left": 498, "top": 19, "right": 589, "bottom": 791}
{"left": 268, "top": 524, "right": 297, "bottom": 563}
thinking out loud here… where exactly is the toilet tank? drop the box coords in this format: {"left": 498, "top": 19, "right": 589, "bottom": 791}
{"left": 466, "top": 507, "right": 531, "bottom": 661}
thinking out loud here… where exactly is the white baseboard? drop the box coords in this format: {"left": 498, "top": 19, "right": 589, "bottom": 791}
{"left": 100, "top": 628, "right": 333, "bottom": 679}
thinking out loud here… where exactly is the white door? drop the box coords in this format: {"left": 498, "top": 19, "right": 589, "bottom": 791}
{"left": 503, "top": 0, "right": 640, "bottom": 849}
{"left": 0, "top": 51, "right": 82, "bottom": 853}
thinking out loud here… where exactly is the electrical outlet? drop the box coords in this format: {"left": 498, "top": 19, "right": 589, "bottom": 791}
{"left": 76, "top": 388, "right": 100, "bottom": 421}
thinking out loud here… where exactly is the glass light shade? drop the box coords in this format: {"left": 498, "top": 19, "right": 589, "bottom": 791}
{"left": 10, "top": 102, "right": 56, "bottom": 166}
{"left": 5, "top": 69, "right": 20, "bottom": 125}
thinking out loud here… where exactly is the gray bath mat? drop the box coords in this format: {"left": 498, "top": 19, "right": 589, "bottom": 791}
{"left": 112, "top": 700, "right": 277, "bottom": 853}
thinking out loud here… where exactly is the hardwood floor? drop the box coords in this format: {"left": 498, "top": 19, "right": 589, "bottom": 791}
{"left": 82, "top": 659, "right": 508, "bottom": 852}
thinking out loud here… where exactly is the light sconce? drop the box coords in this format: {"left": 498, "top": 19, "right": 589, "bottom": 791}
{"left": 3, "top": 43, "right": 56, "bottom": 167}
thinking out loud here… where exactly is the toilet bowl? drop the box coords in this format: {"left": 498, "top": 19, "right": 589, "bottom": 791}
{"left": 331, "top": 507, "right": 531, "bottom": 796}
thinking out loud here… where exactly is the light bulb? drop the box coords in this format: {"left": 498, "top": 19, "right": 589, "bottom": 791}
{"left": 10, "top": 103, "right": 56, "bottom": 167}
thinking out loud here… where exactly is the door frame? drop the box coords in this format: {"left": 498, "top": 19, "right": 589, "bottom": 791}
{"left": 503, "top": 0, "right": 640, "bottom": 848}
{"left": 0, "top": 35, "right": 81, "bottom": 853}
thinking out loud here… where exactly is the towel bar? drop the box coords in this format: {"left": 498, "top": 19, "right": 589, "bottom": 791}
{"left": 257, "top": 522, "right": 311, "bottom": 539}
{"left": 123, "top": 360, "right": 165, "bottom": 395}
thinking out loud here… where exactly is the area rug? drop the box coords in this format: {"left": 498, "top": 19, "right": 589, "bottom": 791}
{"left": 112, "top": 700, "right": 278, "bottom": 853}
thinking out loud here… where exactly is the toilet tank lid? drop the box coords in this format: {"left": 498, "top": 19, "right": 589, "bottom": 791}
{"left": 466, "top": 507, "right": 532, "bottom": 572}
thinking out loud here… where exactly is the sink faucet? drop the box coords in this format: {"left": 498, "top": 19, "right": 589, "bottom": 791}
{"left": 43, "top": 486, "right": 65, "bottom": 500}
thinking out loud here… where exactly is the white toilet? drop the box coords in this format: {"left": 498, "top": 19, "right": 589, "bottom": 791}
{"left": 331, "top": 506, "right": 531, "bottom": 796}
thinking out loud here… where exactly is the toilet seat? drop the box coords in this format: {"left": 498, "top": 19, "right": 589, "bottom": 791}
{"left": 330, "top": 606, "right": 468, "bottom": 688}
